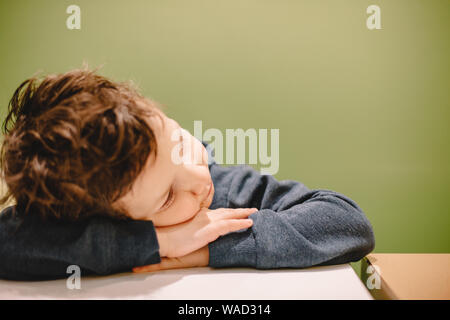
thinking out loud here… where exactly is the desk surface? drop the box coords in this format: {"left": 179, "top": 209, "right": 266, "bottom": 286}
{"left": 0, "top": 264, "right": 372, "bottom": 300}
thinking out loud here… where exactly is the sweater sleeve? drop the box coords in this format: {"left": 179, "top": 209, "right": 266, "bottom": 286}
{"left": 208, "top": 164, "right": 375, "bottom": 269}
{"left": 0, "top": 206, "right": 161, "bottom": 280}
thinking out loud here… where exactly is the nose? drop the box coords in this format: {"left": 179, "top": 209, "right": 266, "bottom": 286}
{"left": 174, "top": 129, "right": 211, "bottom": 197}
{"left": 176, "top": 161, "right": 211, "bottom": 197}
{"left": 186, "top": 133, "right": 209, "bottom": 167}
{"left": 200, "top": 142, "right": 209, "bottom": 166}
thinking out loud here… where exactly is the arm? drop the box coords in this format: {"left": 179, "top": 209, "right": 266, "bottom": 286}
{"left": 207, "top": 164, "right": 375, "bottom": 269}
{"left": 0, "top": 206, "right": 160, "bottom": 280}
{"left": 0, "top": 204, "right": 254, "bottom": 280}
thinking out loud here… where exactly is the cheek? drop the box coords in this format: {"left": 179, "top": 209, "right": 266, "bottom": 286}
{"left": 151, "top": 195, "right": 200, "bottom": 227}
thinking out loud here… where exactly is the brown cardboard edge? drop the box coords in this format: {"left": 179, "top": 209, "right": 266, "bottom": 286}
{"left": 361, "top": 256, "right": 399, "bottom": 300}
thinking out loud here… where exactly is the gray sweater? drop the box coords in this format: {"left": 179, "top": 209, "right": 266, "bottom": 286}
{"left": 208, "top": 162, "right": 375, "bottom": 269}
{"left": 0, "top": 147, "right": 375, "bottom": 280}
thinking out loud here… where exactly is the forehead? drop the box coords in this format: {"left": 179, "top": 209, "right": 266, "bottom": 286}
{"left": 136, "top": 109, "right": 174, "bottom": 185}
{"left": 141, "top": 111, "right": 166, "bottom": 169}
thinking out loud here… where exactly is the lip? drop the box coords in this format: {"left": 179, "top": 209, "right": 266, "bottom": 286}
{"left": 202, "top": 182, "right": 213, "bottom": 205}
{"left": 205, "top": 182, "right": 213, "bottom": 198}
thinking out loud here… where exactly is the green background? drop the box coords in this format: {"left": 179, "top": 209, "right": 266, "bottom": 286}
{"left": 1, "top": 0, "right": 449, "bottom": 274}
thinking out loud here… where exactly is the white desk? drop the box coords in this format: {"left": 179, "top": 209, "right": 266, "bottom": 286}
{"left": 0, "top": 264, "right": 372, "bottom": 300}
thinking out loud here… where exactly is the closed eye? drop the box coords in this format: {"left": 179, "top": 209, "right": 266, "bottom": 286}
{"left": 160, "top": 188, "right": 174, "bottom": 211}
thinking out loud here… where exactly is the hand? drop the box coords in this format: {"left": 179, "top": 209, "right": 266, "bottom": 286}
{"left": 132, "top": 246, "right": 209, "bottom": 273}
{"left": 156, "top": 207, "right": 257, "bottom": 258}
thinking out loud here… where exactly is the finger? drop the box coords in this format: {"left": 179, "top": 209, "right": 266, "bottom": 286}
{"left": 132, "top": 264, "right": 160, "bottom": 273}
{"left": 215, "top": 208, "right": 258, "bottom": 220}
{"left": 132, "top": 258, "right": 183, "bottom": 273}
{"left": 207, "top": 218, "right": 254, "bottom": 240}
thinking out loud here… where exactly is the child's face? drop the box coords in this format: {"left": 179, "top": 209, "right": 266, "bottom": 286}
{"left": 115, "top": 108, "right": 214, "bottom": 226}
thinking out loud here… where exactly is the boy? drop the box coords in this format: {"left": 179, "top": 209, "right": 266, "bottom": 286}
{"left": 0, "top": 69, "right": 375, "bottom": 280}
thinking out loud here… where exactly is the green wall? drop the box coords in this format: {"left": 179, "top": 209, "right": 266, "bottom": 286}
{"left": 1, "top": 0, "right": 449, "bottom": 262}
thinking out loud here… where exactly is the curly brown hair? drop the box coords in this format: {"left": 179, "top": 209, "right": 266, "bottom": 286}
{"left": 0, "top": 68, "right": 159, "bottom": 221}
